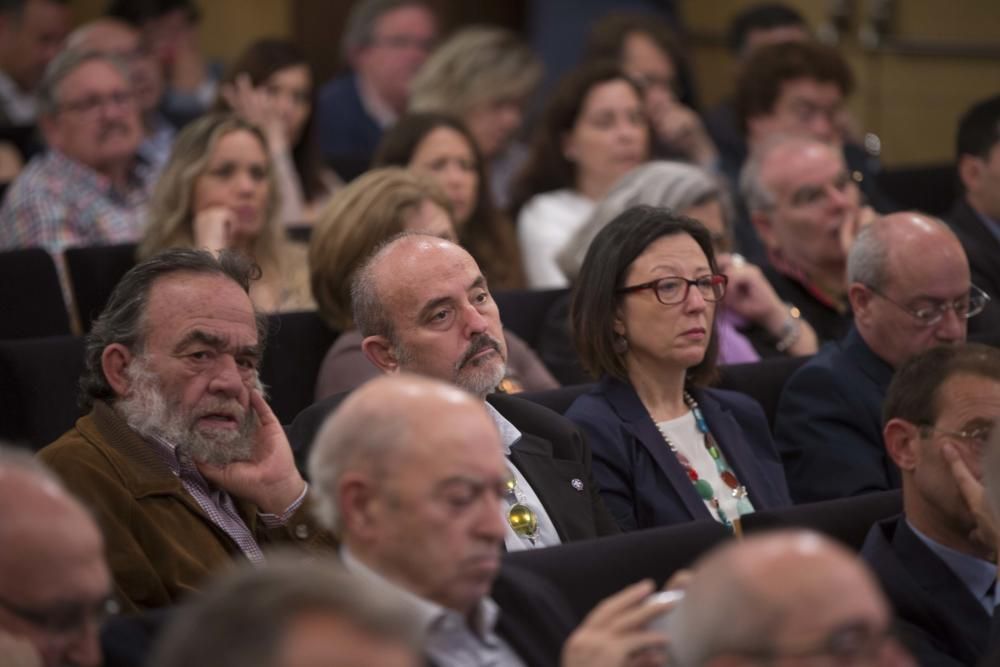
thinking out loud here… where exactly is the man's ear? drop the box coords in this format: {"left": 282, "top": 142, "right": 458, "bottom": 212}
{"left": 884, "top": 418, "right": 921, "bottom": 471}
{"left": 847, "top": 282, "right": 874, "bottom": 322}
{"left": 101, "top": 343, "right": 134, "bottom": 396}
{"left": 958, "top": 154, "right": 983, "bottom": 194}
{"left": 750, "top": 211, "right": 778, "bottom": 252}
{"left": 337, "top": 473, "right": 380, "bottom": 542}
{"left": 360, "top": 335, "right": 399, "bottom": 374}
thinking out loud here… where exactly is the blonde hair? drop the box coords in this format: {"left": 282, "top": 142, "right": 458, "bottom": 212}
{"left": 409, "top": 26, "right": 541, "bottom": 114}
{"left": 139, "top": 113, "right": 284, "bottom": 273}
{"left": 309, "top": 167, "right": 452, "bottom": 330}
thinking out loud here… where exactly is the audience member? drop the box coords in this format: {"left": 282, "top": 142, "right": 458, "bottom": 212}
{"left": 584, "top": 12, "right": 718, "bottom": 169}
{"left": 513, "top": 61, "right": 650, "bottom": 288}
{"left": 149, "top": 557, "right": 420, "bottom": 667}
{"left": 67, "top": 17, "right": 175, "bottom": 172}
{"left": 668, "top": 530, "right": 914, "bottom": 667}
{"left": 565, "top": 206, "right": 790, "bottom": 531}
{"left": 741, "top": 134, "right": 874, "bottom": 341}
{"left": 37, "top": 249, "right": 336, "bottom": 612}
{"left": 561, "top": 161, "right": 819, "bottom": 362}
{"left": 0, "top": 49, "right": 151, "bottom": 261}
{"left": 316, "top": 0, "right": 436, "bottom": 179}
{"left": 107, "top": 0, "right": 221, "bottom": 128}
{"left": 373, "top": 111, "right": 526, "bottom": 289}
{"left": 216, "top": 38, "right": 339, "bottom": 225}
{"left": 408, "top": 26, "right": 542, "bottom": 207}
{"left": 290, "top": 234, "right": 617, "bottom": 548}
{"left": 775, "top": 212, "right": 983, "bottom": 503}
{"left": 0, "top": 0, "right": 69, "bottom": 128}
{"left": 948, "top": 94, "right": 1000, "bottom": 336}
{"left": 703, "top": 3, "right": 810, "bottom": 167}
{"left": 0, "top": 447, "right": 111, "bottom": 667}
{"left": 138, "top": 113, "right": 314, "bottom": 313}
{"left": 309, "top": 373, "right": 671, "bottom": 666}
{"left": 861, "top": 343, "right": 1000, "bottom": 666}
{"left": 309, "top": 167, "right": 555, "bottom": 400}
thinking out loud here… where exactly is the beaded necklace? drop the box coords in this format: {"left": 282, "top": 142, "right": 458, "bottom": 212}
{"left": 654, "top": 392, "right": 754, "bottom": 534}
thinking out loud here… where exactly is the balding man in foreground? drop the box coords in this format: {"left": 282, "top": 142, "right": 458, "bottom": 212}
{"left": 0, "top": 447, "right": 111, "bottom": 667}
{"left": 309, "top": 374, "right": 671, "bottom": 667}
{"left": 667, "top": 531, "right": 914, "bottom": 667}
{"left": 775, "top": 212, "right": 984, "bottom": 502}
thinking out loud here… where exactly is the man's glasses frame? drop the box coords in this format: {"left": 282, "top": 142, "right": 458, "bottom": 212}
{"left": 863, "top": 283, "right": 990, "bottom": 327}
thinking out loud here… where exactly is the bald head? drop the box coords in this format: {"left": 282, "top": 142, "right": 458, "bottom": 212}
{"left": 0, "top": 448, "right": 110, "bottom": 667}
{"left": 669, "top": 531, "right": 906, "bottom": 667}
{"left": 848, "top": 212, "right": 971, "bottom": 369}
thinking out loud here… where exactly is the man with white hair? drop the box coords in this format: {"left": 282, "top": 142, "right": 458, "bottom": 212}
{"left": 774, "top": 212, "right": 981, "bottom": 502}
{"left": 667, "top": 530, "right": 913, "bottom": 667}
{"left": 0, "top": 446, "right": 110, "bottom": 667}
{"left": 38, "top": 248, "right": 335, "bottom": 613}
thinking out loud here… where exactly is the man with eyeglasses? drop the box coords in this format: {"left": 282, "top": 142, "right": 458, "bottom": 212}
{"left": 860, "top": 343, "right": 1000, "bottom": 666}
{"left": 308, "top": 373, "right": 672, "bottom": 667}
{"left": 288, "top": 234, "right": 619, "bottom": 550}
{"left": 0, "top": 446, "right": 111, "bottom": 667}
{"left": 316, "top": 0, "right": 437, "bottom": 179}
{"left": 667, "top": 530, "right": 914, "bottom": 667}
{"left": 0, "top": 48, "right": 151, "bottom": 272}
{"left": 775, "top": 212, "right": 981, "bottom": 503}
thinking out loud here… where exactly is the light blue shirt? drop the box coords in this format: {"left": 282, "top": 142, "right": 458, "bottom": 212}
{"left": 908, "top": 520, "right": 998, "bottom": 614}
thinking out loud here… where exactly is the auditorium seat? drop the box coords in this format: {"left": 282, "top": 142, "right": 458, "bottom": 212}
{"left": 493, "top": 288, "right": 569, "bottom": 349}
{"left": 716, "top": 355, "right": 811, "bottom": 430}
{"left": 259, "top": 311, "right": 338, "bottom": 424}
{"left": 64, "top": 243, "right": 138, "bottom": 332}
{"left": 0, "top": 247, "right": 71, "bottom": 339}
{"left": 0, "top": 335, "right": 85, "bottom": 450}
{"left": 515, "top": 383, "right": 594, "bottom": 415}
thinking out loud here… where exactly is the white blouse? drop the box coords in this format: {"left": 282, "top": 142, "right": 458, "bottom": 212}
{"left": 516, "top": 189, "right": 594, "bottom": 288}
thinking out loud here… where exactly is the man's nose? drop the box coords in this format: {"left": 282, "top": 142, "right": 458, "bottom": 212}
{"left": 208, "top": 356, "right": 246, "bottom": 397}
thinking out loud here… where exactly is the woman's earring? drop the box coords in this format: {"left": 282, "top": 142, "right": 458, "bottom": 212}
{"left": 613, "top": 334, "right": 629, "bottom": 355}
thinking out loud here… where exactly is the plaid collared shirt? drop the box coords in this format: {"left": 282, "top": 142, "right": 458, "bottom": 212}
{"left": 0, "top": 149, "right": 151, "bottom": 254}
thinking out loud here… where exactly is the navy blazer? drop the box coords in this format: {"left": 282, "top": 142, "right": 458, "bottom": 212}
{"left": 565, "top": 376, "right": 791, "bottom": 531}
{"left": 946, "top": 198, "right": 1000, "bottom": 338}
{"left": 774, "top": 326, "right": 899, "bottom": 503}
{"left": 315, "top": 73, "right": 383, "bottom": 177}
{"left": 861, "top": 516, "right": 993, "bottom": 666}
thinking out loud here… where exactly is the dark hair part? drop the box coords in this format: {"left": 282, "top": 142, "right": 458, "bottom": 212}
{"left": 148, "top": 556, "right": 420, "bottom": 667}
{"left": 956, "top": 94, "right": 1000, "bottom": 160}
{"left": 726, "top": 3, "right": 807, "bottom": 55}
{"left": 106, "top": 0, "right": 200, "bottom": 25}
{"left": 583, "top": 11, "right": 698, "bottom": 109}
{"left": 571, "top": 205, "right": 720, "bottom": 384}
{"left": 80, "top": 248, "right": 266, "bottom": 410}
{"left": 373, "top": 111, "right": 525, "bottom": 289}
{"left": 735, "top": 40, "right": 853, "bottom": 134}
{"left": 882, "top": 343, "right": 1000, "bottom": 427}
{"left": 510, "top": 60, "right": 647, "bottom": 216}
{"left": 215, "top": 39, "right": 328, "bottom": 203}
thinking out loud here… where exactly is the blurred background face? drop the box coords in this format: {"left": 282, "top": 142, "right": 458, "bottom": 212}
{"left": 355, "top": 5, "right": 436, "bottom": 110}
{"left": 683, "top": 199, "right": 730, "bottom": 254}
{"left": 192, "top": 129, "right": 271, "bottom": 240}
{"left": 620, "top": 30, "right": 678, "bottom": 113}
{"left": 401, "top": 198, "right": 456, "bottom": 242}
{"left": 261, "top": 63, "right": 312, "bottom": 145}
{"left": 0, "top": 0, "right": 70, "bottom": 90}
{"left": 749, "top": 78, "right": 846, "bottom": 147}
{"left": 72, "top": 21, "right": 164, "bottom": 117}
{"left": 563, "top": 78, "right": 649, "bottom": 195}
{"left": 463, "top": 96, "right": 524, "bottom": 159}
{"left": 408, "top": 126, "right": 478, "bottom": 227}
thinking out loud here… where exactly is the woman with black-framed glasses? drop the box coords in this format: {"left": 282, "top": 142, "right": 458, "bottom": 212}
{"left": 565, "top": 205, "right": 792, "bottom": 532}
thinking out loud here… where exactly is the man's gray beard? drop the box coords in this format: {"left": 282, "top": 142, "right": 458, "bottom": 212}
{"left": 116, "top": 357, "right": 258, "bottom": 466}
{"left": 392, "top": 334, "right": 506, "bottom": 398}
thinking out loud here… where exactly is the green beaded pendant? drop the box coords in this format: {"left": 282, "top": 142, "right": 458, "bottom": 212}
{"left": 694, "top": 479, "right": 714, "bottom": 500}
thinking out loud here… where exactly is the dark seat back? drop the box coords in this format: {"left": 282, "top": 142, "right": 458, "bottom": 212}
{"left": 716, "top": 355, "right": 811, "bottom": 430}
{"left": 0, "top": 335, "right": 85, "bottom": 449}
{"left": 493, "top": 288, "right": 569, "bottom": 349}
{"left": 259, "top": 311, "right": 338, "bottom": 424}
{"left": 515, "top": 383, "right": 594, "bottom": 415}
{"left": 742, "top": 490, "right": 902, "bottom": 551}
{"left": 0, "top": 248, "right": 71, "bottom": 339}
{"left": 505, "top": 520, "right": 730, "bottom": 623}
{"left": 64, "top": 243, "right": 137, "bottom": 332}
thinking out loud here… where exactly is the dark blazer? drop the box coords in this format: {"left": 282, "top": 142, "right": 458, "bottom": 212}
{"left": 774, "top": 327, "right": 899, "bottom": 503}
{"left": 762, "top": 264, "right": 853, "bottom": 343}
{"left": 287, "top": 392, "right": 620, "bottom": 543}
{"left": 564, "top": 376, "right": 791, "bottom": 532}
{"left": 945, "top": 198, "right": 1000, "bottom": 337}
{"left": 315, "top": 73, "right": 383, "bottom": 179}
{"left": 489, "top": 563, "right": 578, "bottom": 666}
{"left": 862, "top": 515, "right": 992, "bottom": 666}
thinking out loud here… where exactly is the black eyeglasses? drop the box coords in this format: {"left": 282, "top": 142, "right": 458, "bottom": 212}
{"left": 618, "top": 274, "right": 728, "bottom": 306}
{"left": 731, "top": 620, "right": 899, "bottom": 664}
{"left": 0, "top": 593, "right": 118, "bottom": 636}
{"left": 864, "top": 284, "right": 990, "bottom": 327}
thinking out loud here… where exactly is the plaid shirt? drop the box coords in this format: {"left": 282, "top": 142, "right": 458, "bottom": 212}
{"left": 0, "top": 149, "right": 152, "bottom": 254}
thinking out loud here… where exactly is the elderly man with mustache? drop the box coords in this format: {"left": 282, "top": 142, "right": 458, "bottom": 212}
{"left": 38, "top": 248, "right": 336, "bottom": 613}
{"left": 289, "top": 233, "right": 619, "bottom": 550}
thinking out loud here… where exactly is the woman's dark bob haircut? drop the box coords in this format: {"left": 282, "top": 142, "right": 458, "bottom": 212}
{"left": 571, "top": 204, "right": 720, "bottom": 385}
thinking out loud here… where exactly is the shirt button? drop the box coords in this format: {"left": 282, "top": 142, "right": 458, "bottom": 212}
{"left": 294, "top": 524, "right": 309, "bottom": 540}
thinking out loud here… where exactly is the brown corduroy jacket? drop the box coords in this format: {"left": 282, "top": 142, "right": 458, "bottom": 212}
{"left": 38, "top": 401, "right": 338, "bottom": 613}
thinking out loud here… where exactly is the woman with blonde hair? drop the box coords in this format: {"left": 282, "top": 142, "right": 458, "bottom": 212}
{"left": 408, "top": 26, "right": 542, "bottom": 207}
{"left": 310, "top": 166, "right": 558, "bottom": 400}
{"left": 139, "top": 113, "right": 313, "bottom": 312}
